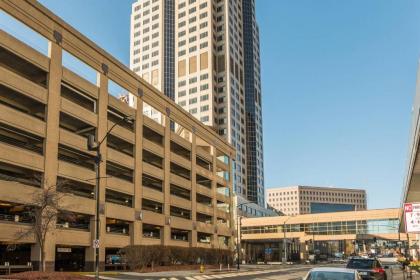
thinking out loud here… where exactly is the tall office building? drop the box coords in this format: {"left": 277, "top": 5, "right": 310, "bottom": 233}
{"left": 130, "top": 0, "right": 265, "bottom": 207}
{"left": 267, "top": 186, "right": 367, "bottom": 216}
{"left": 130, "top": 0, "right": 175, "bottom": 99}
{"left": 242, "top": 0, "right": 264, "bottom": 206}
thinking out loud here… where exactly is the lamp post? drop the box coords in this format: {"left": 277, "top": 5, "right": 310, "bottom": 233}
{"left": 88, "top": 115, "right": 133, "bottom": 280}
{"left": 236, "top": 201, "right": 253, "bottom": 270}
{"left": 282, "top": 216, "right": 293, "bottom": 264}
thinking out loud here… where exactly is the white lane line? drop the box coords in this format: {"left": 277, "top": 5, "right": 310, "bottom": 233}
{"left": 99, "top": 276, "right": 120, "bottom": 280}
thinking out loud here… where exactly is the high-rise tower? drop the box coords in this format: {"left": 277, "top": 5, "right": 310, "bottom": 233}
{"left": 130, "top": 0, "right": 264, "bottom": 207}
{"left": 242, "top": 0, "right": 264, "bottom": 206}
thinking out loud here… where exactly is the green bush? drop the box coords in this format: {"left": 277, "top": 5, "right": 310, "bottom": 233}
{"left": 121, "top": 245, "right": 233, "bottom": 270}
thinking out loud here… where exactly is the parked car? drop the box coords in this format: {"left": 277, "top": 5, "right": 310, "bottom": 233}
{"left": 303, "top": 267, "right": 361, "bottom": 280}
{"left": 377, "top": 253, "right": 398, "bottom": 266}
{"left": 346, "top": 257, "right": 388, "bottom": 280}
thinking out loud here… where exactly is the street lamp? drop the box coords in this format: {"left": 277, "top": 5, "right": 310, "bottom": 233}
{"left": 236, "top": 201, "right": 253, "bottom": 270}
{"left": 87, "top": 115, "right": 134, "bottom": 280}
{"left": 282, "top": 216, "right": 293, "bottom": 264}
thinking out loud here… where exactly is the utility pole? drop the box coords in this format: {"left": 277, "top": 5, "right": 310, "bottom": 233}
{"left": 283, "top": 221, "right": 287, "bottom": 264}
{"left": 282, "top": 216, "right": 292, "bottom": 264}
{"left": 88, "top": 116, "right": 133, "bottom": 280}
{"left": 236, "top": 215, "right": 241, "bottom": 270}
{"left": 236, "top": 201, "right": 253, "bottom": 270}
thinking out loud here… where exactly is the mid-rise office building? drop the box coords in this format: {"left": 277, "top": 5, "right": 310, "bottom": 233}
{"left": 267, "top": 186, "right": 367, "bottom": 216}
{"left": 130, "top": 0, "right": 265, "bottom": 207}
{"left": 0, "top": 0, "right": 234, "bottom": 271}
{"left": 241, "top": 208, "right": 407, "bottom": 263}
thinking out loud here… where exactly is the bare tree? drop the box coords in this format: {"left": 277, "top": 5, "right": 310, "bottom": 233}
{"left": 16, "top": 179, "right": 72, "bottom": 272}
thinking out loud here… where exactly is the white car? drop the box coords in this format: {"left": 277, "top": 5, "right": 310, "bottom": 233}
{"left": 303, "top": 267, "right": 362, "bottom": 280}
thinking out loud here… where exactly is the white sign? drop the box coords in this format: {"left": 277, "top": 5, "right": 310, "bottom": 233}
{"left": 93, "top": 239, "right": 100, "bottom": 249}
{"left": 57, "top": 247, "right": 71, "bottom": 253}
{"left": 404, "top": 203, "right": 420, "bottom": 233}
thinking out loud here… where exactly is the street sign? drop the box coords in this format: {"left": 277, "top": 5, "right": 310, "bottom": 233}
{"left": 404, "top": 203, "right": 420, "bottom": 233}
{"left": 93, "top": 239, "right": 100, "bottom": 249}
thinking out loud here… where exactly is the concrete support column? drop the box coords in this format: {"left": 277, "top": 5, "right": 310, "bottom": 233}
{"left": 300, "top": 241, "right": 308, "bottom": 262}
{"left": 132, "top": 95, "right": 144, "bottom": 245}
{"left": 163, "top": 114, "right": 171, "bottom": 245}
{"left": 279, "top": 241, "right": 283, "bottom": 262}
{"left": 228, "top": 156, "right": 235, "bottom": 249}
{"left": 211, "top": 147, "right": 218, "bottom": 248}
{"left": 264, "top": 243, "right": 269, "bottom": 263}
{"left": 190, "top": 133, "right": 197, "bottom": 247}
{"left": 37, "top": 40, "right": 62, "bottom": 271}
{"left": 85, "top": 216, "right": 96, "bottom": 271}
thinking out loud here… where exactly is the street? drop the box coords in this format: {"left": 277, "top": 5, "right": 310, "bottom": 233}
{"left": 90, "top": 264, "right": 405, "bottom": 280}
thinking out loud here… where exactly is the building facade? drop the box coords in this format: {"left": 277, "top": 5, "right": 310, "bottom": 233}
{"left": 267, "top": 186, "right": 367, "bottom": 216}
{"left": 130, "top": 0, "right": 265, "bottom": 207}
{"left": 242, "top": 0, "right": 264, "bottom": 207}
{"left": 236, "top": 195, "right": 280, "bottom": 218}
{"left": 241, "top": 208, "right": 408, "bottom": 263}
{"left": 0, "top": 0, "right": 234, "bottom": 271}
{"left": 130, "top": 0, "right": 175, "bottom": 99}
{"left": 401, "top": 65, "right": 420, "bottom": 230}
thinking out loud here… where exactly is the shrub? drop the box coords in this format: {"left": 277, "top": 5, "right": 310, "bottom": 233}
{"left": 121, "top": 245, "right": 233, "bottom": 270}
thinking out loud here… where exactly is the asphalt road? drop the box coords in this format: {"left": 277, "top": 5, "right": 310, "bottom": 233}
{"left": 93, "top": 263, "right": 405, "bottom": 280}
{"left": 94, "top": 264, "right": 343, "bottom": 280}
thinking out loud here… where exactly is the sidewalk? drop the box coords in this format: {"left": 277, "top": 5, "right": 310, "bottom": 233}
{"left": 389, "top": 268, "right": 404, "bottom": 280}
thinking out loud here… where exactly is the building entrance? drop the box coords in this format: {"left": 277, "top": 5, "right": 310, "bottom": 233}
{"left": 0, "top": 244, "right": 31, "bottom": 265}
{"left": 55, "top": 246, "right": 85, "bottom": 271}
{"left": 244, "top": 239, "right": 300, "bottom": 263}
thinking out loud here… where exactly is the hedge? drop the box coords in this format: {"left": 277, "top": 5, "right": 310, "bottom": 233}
{"left": 120, "top": 245, "right": 233, "bottom": 270}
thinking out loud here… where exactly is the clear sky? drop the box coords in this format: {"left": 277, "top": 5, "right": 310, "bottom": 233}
{"left": 18, "top": 0, "right": 420, "bottom": 209}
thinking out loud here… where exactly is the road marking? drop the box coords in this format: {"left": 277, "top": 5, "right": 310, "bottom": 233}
{"left": 190, "top": 268, "right": 303, "bottom": 280}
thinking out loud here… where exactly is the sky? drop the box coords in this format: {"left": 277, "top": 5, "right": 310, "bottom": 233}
{"left": 4, "top": 0, "right": 420, "bottom": 209}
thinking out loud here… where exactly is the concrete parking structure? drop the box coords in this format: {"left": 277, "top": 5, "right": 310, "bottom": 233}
{"left": 0, "top": 0, "right": 235, "bottom": 272}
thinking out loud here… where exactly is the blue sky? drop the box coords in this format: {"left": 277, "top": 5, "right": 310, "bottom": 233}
{"left": 6, "top": 0, "right": 420, "bottom": 209}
